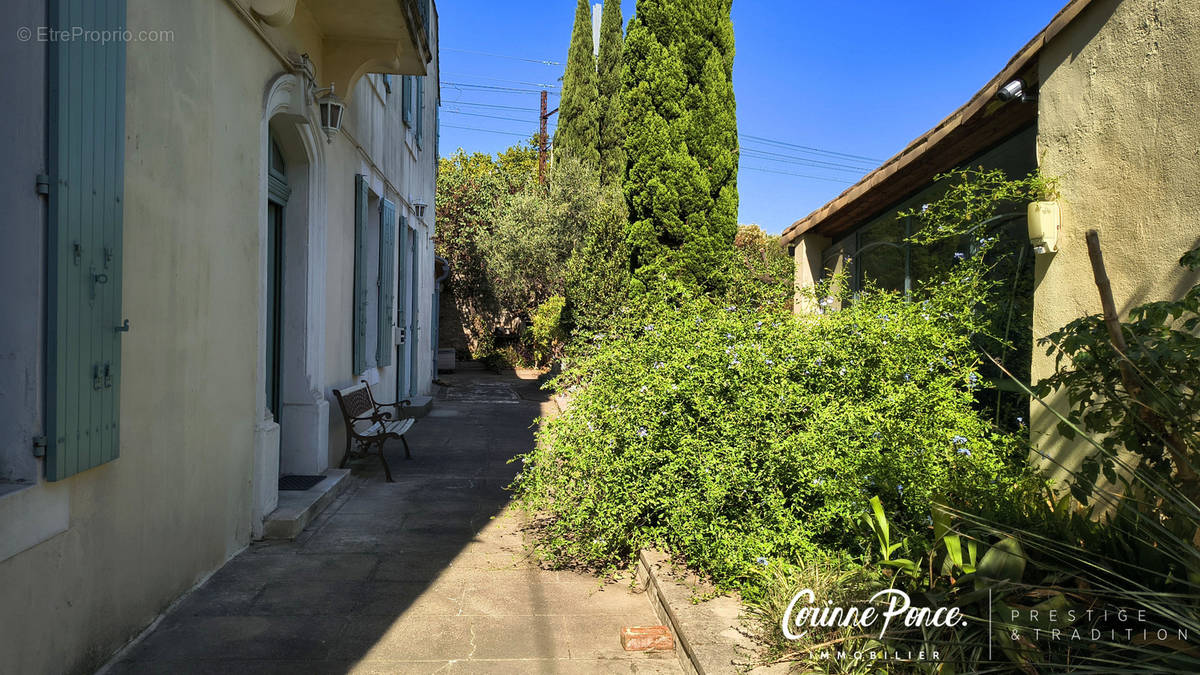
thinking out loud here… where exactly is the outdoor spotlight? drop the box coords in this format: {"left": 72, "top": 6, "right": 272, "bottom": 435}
{"left": 997, "top": 79, "right": 1029, "bottom": 102}
{"left": 314, "top": 85, "right": 344, "bottom": 143}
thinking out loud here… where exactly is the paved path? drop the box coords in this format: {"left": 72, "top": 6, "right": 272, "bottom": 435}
{"left": 107, "top": 369, "right": 680, "bottom": 674}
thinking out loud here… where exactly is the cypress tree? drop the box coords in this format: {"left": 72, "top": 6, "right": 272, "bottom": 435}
{"left": 622, "top": 0, "right": 739, "bottom": 291}
{"left": 553, "top": 0, "right": 600, "bottom": 166}
{"left": 595, "top": 0, "right": 625, "bottom": 187}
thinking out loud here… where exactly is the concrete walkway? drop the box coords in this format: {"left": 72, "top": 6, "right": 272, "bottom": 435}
{"left": 106, "top": 368, "right": 679, "bottom": 674}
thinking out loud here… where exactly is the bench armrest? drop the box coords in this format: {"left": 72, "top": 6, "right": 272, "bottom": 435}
{"left": 373, "top": 400, "right": 412, "bottom": 421}
{"left": 375, "top": 399, "right": 411, "bottom": 409}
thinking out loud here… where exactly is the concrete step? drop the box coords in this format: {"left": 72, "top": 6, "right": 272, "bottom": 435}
{"left": 404, "top": 395, "right": 433, "bottom": 418}
{"left": 262, "top": 469, "right": 351, "bottom": 540}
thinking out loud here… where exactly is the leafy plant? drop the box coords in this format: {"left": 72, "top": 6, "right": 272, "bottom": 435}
{"left": 437, "top": 145, "right": 627, "bottom": 360}
{"left": 864, "top": 495, "right": 920, "bottom": 579}
{"left": 902, "top": 167, "right": 1058, "bottom": 433}
{"left": 514, "top": 252, "right": 1036, "bottom": 590}
{"left": 435, "top": 143, "right": 538, "bottom": 354}
{"left": 530, "top": 295, "right": 568, "bottom": 366}
{"left": 738, "top": 180, "right": 1198, "bottom": 673}
{"left": 1035, "top": 246, "right": 1200, "bottom": 506}
{"left": 830, "top": 246, "right": 1200, "bottom": 673}
{"left": 745, "top": 553, "right": 887, "bottom": 674}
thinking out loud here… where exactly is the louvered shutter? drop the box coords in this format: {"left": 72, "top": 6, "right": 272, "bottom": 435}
{"left": 45, "top": 0, "right": 127, "bottom": 481}
{"left": 376, "top": 199, "right": 397, "bottom": 366}
{"left": 416, "top": 77, "right": 425, "bottom": 148}
{"left": 352, "top": 175, "right": 370, "bottom": 373}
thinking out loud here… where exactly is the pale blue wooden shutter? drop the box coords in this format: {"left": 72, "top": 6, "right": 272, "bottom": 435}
{"left": 409, "top": 231, "right": 420, "bottom": 396}
{"left": 416, "top": 78, "right": 425, "bottom": 149}
{"left": 402, "top": 77, "right": 413, "bottom": 127}
{"left": 352, "top": 175, "right": 370, "bottom": 373}
{"left": 396, "top": 217, "right": 409, "bottom": 386}
{"left": 376, "top": 199, "right": 397, "bottom": 366}
{"left": 45, "top": 0, "right": 127, "bottom": 481}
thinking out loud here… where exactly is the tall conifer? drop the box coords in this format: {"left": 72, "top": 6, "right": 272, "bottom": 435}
{"left": 554, "top": 0, "right": 600, "bottom": 166}
{"left": 622, "top": 0, "right": 739, "bottom": 291}
{"left": 595, "top": 0, "right": 625, "bottom": 186}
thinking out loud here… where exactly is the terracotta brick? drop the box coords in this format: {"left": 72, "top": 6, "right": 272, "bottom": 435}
{"left": 620, "top": 625, "right": 675, "bottom": 652}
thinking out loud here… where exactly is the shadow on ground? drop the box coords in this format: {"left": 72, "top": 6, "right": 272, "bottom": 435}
{"left": 106, "top": 367, "right": 678, "bottom": 674}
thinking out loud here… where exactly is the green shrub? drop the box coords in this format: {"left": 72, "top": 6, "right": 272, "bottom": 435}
{"left": 1035, "top": 245, "right": 1200, "bottom": 505}
{"left": 514, "top": 264, "right": 1036, "bottom": 591}
{"left": 754, "top": 246, "right": 1200, "bottom": 673}
{"left": 530, "top": 295, "right": 568, "bottom": 366}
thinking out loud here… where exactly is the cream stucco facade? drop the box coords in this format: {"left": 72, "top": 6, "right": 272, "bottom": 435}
{"left": 0, "top": 1, "right": 439, "bottom": 673}
{"left": 784, "top": 0, "right": 1199, "bottom": 482}
{"left": 1032, "top": 0, "right": 1200, "bottom": 478}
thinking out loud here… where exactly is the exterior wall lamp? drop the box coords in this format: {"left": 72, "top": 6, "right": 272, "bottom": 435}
{"left": 291, "top": 54, "right": 345, "bottom": 143}
{"left": 313, "top": 85, "right": 344, "bottom": 143}
{"left": 1028, "top": 201, "right": 1060, "bottom": 254}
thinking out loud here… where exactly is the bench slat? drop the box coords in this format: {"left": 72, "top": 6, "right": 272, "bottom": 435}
{"left": 358, "top": 418, "right": 414, "bottom": 439}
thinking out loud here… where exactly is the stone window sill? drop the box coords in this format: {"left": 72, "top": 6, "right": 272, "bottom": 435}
{"left": 0, "top": 477, "right": 70, "bottom": 563}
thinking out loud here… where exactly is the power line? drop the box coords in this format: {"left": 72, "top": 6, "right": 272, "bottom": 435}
{"left": 740, "top": 133, "right": 883, "bottom": 164}
{"left": 740, "top": 165, "right": 855, "bottom": 184}
{"left": 443, "top": 109, "right": 537, "bottom": 124}
{"left": 441, "top": 123, "right": 537, "bottom": 139}
{"left": 442, "top": 100, "right": 541, "bottom": 113}
{"left": 741, "top": 149, "right": 871, "bottom": 173}
{"left": 444, "top": 73, "right": 561, "bottom": 89}
{"left": 741, "top": 144, "right": 875, "bottom": 169}
{"left": 444, "top": 47, "right": 562, "bottom": 66}
{"left": 442, "top": 81, "right": 561, "bottom": 96}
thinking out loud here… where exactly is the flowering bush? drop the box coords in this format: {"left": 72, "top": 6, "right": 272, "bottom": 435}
{"left": 514, "top": 262, "right": 1036, "bottom": 590}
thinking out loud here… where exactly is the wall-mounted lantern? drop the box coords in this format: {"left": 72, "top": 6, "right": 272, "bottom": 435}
{"left": 314, "top": 85, "right": 344, "bottom": 143}
{"left": 1028, "top": 201, "right": 1060, "bottom": 254}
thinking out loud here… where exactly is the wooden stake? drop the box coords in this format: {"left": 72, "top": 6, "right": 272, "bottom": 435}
{"left": 1085, "top": 230, "right": 1196, "bottom": 486}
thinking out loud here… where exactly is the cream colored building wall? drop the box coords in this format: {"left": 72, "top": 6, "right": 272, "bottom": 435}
{"left": 322, "top": 134, "right": 360, "bottom": 467}
{"left": 1033, "top": 0, "right": 1200, "bottom": 478}
{"left": 0, "top": 0, "right": 439, "bottom": 671}
{"left": 413, "top": 11, "right": 441, "bottom": 387}
{"left": 323, "top": 20, "right": 439, "bottom": 467}
{"left": 0, "top": 3, "right": 279, "bottom": 673}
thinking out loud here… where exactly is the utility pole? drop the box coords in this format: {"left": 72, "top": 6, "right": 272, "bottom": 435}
{"left": 538, "top": 90, "right": 558, "bottom": 187}
{"left": 538, "top": 91, "right": 548, "bottom": 186}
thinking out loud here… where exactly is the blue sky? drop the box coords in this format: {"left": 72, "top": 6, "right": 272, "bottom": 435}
{"left": 436, "top": 1, "right": 1065, "bottom": 235}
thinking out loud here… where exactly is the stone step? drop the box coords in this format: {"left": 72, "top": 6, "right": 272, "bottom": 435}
{"left": 403, "top": 395, "right": 433, "bottom": 418}
{"left": 262, "top": 469, "right": 351, "bottom": 540}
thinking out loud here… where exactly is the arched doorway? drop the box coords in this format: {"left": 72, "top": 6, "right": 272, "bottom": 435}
{"left": 252, "top": 73, "right": 330, "bottom": 537}
{"left": 266, "top": 137, "right": 289, "bottom": 423}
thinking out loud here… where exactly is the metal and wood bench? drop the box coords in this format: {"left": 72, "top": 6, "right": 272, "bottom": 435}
{"left": 332, "top": 381, "right": 414, "bottom": 482}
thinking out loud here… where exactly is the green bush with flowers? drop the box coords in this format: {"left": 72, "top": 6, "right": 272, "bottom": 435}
{"left": 515, "top": 262, "right": 1038, "bottom": 591}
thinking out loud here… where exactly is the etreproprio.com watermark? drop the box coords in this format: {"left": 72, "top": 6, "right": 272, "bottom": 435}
{"left": 16, "top": 26, "right": 174, "bottom": 44}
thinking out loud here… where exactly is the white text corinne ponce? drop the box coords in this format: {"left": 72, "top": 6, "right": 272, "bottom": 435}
{"left": 782, "top": 589, "right": 968, "bottom": 640}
